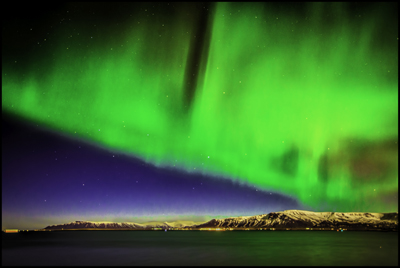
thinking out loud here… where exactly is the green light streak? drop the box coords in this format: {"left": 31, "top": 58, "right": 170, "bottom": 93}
{"left": 2, "top": 3, "right": 398, "bottom": 212}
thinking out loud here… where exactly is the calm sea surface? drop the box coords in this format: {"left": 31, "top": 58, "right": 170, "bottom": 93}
{"left": 2, "top": 231, "right": 398, "bottom": 266}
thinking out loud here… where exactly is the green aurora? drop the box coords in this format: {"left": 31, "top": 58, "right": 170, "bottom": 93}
{"left": 2, "top": 3, "right": 398, "bottom": 212}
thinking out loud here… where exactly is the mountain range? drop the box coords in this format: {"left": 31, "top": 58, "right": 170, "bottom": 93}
{"left": 44, "top": 210, "right": 398, "bottom": 231}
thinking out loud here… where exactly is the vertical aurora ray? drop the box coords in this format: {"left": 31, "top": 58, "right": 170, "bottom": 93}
{"left": 2, "top": 3, "right": 397, "bottom": 212}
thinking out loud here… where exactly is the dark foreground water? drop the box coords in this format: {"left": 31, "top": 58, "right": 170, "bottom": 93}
{"left": 2, "top": 231, "right": 398, "bottom": 266}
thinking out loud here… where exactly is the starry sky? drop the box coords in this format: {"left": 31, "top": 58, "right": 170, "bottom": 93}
{"left": 2, "top": 2, "right": 398, "bottom": 230}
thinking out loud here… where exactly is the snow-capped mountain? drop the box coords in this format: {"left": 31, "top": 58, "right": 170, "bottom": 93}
{"left": 194, "top": 210, "right": 398, "bottom": 230}
{"left": 44, "top": 220, "right": 205, "bottom": 230}
{"left": 44, "top": 210, "right": 398, "bottom": 230}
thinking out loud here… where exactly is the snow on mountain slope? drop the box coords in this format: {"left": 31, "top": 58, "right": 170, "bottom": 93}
{"left": 44, "top": 220, "right": 206, "bottom": 230}
{"left": 44, "top": 210, "right": 398, "bottom": 230}
{"left": 45, "top": 221, "right": 147, "bottom": 229}
{"left": 164, "top": 221, "right": 206, "bottom": 228}
{"left": 194, "top": 210, "right": 398, "bottom": 229}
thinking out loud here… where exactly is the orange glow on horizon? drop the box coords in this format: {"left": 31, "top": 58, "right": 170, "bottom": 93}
{"left": 5, "top": 229, "right": 19, "bottom": 233}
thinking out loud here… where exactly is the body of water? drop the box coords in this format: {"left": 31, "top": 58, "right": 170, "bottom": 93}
{"left": 2, "top": 231, "right": 398, "bottom": 266}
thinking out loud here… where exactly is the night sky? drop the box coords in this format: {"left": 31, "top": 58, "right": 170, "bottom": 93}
{"left": 2, "top": 3, "right": 398, "bottom": 230}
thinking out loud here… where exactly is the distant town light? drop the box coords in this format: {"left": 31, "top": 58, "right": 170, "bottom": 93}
{"left": 5, "top": 229, "right": 19, "bottom": 233}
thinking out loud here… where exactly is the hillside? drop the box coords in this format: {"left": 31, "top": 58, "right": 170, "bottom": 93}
{"left": 44, "top": 210, "right": 398, "bottom": 231}
{"left": 195, "top": 210, "right": 398, "bottom": 230}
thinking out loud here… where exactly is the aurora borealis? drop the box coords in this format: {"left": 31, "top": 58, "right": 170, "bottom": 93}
{"left": 2, "top": 2, "right": 398, "bottom": 230}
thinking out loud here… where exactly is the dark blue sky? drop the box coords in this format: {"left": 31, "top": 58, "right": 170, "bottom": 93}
{"left": 2, "top": 113, "right": 305, "bottom": 230}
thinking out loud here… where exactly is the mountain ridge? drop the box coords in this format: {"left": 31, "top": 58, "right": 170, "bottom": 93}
{"left": 44, "top": 210, "right": 398, "bottom": 231}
